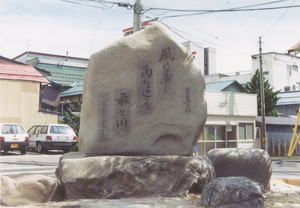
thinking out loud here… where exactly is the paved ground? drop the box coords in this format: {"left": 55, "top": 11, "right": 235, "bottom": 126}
{"left": 272, "top": 157, "right": 300, "bottom": 179}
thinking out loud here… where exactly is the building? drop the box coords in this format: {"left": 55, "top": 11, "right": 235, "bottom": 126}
{"left": 256, "top": 116, "right": 300, "bottom": 156}
{"left": 195, "top": 80, "right": 258, "bottom": 155}
{"left": 182, "top": 41, "right": 217, "bottom": 76}
{"left": 197, "top": 90, "right": 259, "bottom": 155}
{"left": 276, "top": 91, "right": 300, "bottom": 117}
{"left": 14, "top": 51, "right": 88, "bottom": 112}
{"left": 0, "top": 56, "right": 58, "bottom": 129}
{"left": 252, "top": 52, "right": 300, "bottom": 92}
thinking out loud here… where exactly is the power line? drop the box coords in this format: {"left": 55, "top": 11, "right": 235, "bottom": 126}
{"left": 262, "top": 0, "right": 296, "bottom": 37}
{"left": 59, "top": 0, "right": 106, "bottom": 9}
{"left": 145, "top": 0, "right": 293, "bottom": 12}
{"left": 161, "top": 22, "right": 253, "bottom": 56}
{"left": 152, "top": 4, "right": 300, "bottom": 20}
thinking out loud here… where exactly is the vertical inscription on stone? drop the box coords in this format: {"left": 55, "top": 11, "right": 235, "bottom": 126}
{"left": 114, "top": 88, "right": 131, "bottom": 136}
{"left": 98, "top": 93, "right": 109, "bottom": 143}
{"left": 137, "top": 64, "right": 153, "bottom": 114}
{"left": 158, "top": 47, "right": 175, "bottom": 97}
{"left": 184, "top": 87, "right": 191, "bottom": 113}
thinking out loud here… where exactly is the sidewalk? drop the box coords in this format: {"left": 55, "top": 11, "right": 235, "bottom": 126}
{"left": 272, "top": 157, "right": 300, "bottom": 186}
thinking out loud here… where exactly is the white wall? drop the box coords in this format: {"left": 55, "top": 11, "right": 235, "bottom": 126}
{"left": 252, "top": 53, "right": 300, "bottom": 92}
{"left": 182, "top": 41, "right": 205, "bottom": 75}
{"left": 206, "top": 91, "right": 257, "bottom": 117}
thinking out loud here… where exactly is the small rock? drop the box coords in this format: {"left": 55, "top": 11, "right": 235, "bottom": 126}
{"left": 207, "top": 148, "right": 272, "bottom": 191}
{"left": 201, "top": 176, "right": 265, "bottom": 208}
{"left": 0, "top": 174, "right": 59, "bottom": 206}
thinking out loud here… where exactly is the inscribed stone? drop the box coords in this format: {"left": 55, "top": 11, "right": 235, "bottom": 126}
{"left": 79, "top": 23, "right": 206, "bottom": 155}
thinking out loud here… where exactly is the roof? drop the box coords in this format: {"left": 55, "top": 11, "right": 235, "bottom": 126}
{"left": 252, "top": 52, "right": 300, "bottom": 59}
{"left": 277, "top": 91, "right": 300, "bottom": 105}
{"left": 206, "top": 80, "right": 246, "bottom": 92}
{"left": 256, "top": 116, "right": 300, "bottom": 126}
{"left": 13, "top": 51, "right": 89, "bottom": 62}
{"left": 288, "top": 41, "right": 300, "bottom": 54}
{"left": 60, "top": 81, "right": 84, "bottom": 97}
{"left": 0, "top": 62, "right": 49, "bottom": 83}
{"left": 37, "top": 63, "right": 86, "bottom": 87}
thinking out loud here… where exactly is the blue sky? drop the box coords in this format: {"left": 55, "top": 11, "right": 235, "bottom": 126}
{"left": 1, "top": 0, "right": 299, "bottom": 73}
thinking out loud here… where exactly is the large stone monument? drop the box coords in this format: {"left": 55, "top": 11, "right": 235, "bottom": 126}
{"left": 56, "top": 23, "right": 213, "bottom": 199}
{"left": 79, "top": 23, "right": 206, "bottom": 156}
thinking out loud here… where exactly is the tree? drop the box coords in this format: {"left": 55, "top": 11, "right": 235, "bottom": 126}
{"left": 59, "top": 103, "right": 81, "bottom": 135}
{"left": 245, "top": 69, "right": 280, "bottom": 116}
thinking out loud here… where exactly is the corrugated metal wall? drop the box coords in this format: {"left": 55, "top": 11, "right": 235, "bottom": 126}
{"left": 0, "top": 80, "right": 58, "bottom": 130}
{"left": 267, "top": 125, "right": 300, "bottom": 156}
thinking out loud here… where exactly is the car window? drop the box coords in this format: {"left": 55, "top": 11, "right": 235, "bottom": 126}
{"left": 28, "top": 126, "right": 37, "bottom": 135}
{"left": 35, "top": 126, "right": 42, "bottom": 135}
{"left": 50, "top": 126, "right": 71, "bottom": 134}
{"left": 2, "top": 124, "right": 26, "bottom": 134}
{"left": 40, "top": 126, "right": 48, "bottom": 134}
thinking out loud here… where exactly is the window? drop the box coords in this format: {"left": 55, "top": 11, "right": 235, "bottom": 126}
{"left": 27, "top": 126, "right": 37, "bottom": 135}
{"left": 2, "top": 124, "right": 26, "bottom": 134}
{"left": 35, "top": 126, "right": 42, "bottom": 135}
{"left": 50, "top": 126, "right": 70, "bottom": 134}
{"left": 40, "top": 126, "right": 48, "bottom": 134}
{"left": 292, "top": 65, "right": 298, "bottom": 72}
{"left": 287, "top": 65, "right": 292, "bottom": 76}
{"left": 239, "top": 123, "right": 254, "bottom": 140}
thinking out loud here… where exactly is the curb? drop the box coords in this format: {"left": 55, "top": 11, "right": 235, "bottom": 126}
{"left": 279, "top": 178, "right": 300, "bottom": 186}
{"left": 282, "top": 162, "right": 300, "bottom": 168}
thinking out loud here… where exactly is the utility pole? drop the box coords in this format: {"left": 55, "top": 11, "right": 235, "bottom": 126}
{"left": 259, "top": 36, "right": 267, "bottom": 150}
{"left": 133, "top": 0, "right": 143, "bottom": 32}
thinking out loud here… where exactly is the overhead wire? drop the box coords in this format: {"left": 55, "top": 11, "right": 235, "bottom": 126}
{"left": 262, "top": 0, "right": 297, "bottom": 37}
{"left": 158, "top": 4, "right": 300, "bottom": 20}
{"left": 59, "top": 0, "right": 106, "bottom": 9}
{"left": 145, "top": 0, "right": 294, "bottom": 13}
{"left": 161, "top": 22, "right": 253, "bottom": 57}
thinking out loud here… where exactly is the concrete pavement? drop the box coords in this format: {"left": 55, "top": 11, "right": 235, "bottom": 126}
{"left": 272, "top": 157, "right": 300, "bottom": 186}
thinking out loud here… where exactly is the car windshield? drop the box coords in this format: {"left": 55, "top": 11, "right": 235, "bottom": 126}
{"left": 50, "top": 126, "right": 72, "bottom": 134}
{"left": 2, "top": 124, "right": 26, "bottom": 134}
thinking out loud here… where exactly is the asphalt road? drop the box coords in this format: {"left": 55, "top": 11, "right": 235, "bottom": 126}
{"left": 0, "top": 150, "right": 62, "bottom": 177}
{"left": 1, "top": 151, "right": 299, "bottom": 180}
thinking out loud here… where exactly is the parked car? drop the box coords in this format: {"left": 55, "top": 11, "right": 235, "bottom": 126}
{"left": 0, "top": 123, "right": 29, "bottom": 154}
{"left": 27, "top": 124, "right": 77, "bottom": 153}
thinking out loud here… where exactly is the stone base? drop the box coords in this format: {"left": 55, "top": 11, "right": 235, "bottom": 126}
{"left": 55, "top": 153, "right": 215, "bottom": 199}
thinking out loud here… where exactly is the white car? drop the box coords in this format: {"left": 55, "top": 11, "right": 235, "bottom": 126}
{"left": 0, "top": 123, "right": 29, "bottom": 154}
{"left": 27, "top": 124, "right": 77, "bottom": 153}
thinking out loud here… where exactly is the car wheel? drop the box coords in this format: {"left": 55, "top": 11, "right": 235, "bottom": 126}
{"left": 36, "top": 142, "right": 46, "bottom": 153}
{"left": 20, "top": 147, "right": 27, "bottom": 155}
{"left": 63, "top": 148, "right": 70, "bottom": 153}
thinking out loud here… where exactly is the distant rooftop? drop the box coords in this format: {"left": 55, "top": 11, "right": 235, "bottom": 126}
{"left": 60, "top": 81, "right": 84, "bottom": 97}
{"left": 0, "top": 57, "right": 49, "bottom": 83}
{"left": 37, "top": 63, "right": 86, "bottom": 87}
{"left": 13, "top": 51, "right": 89, "bottom": 68}
{"left": 277, "top": 91, "right": 300, "bottom": 105}
{"left": 206, "top": 80, "right": 246, "bottom": 93}
{"left": 256, "top": 116, "right": 300, "bottom": 126}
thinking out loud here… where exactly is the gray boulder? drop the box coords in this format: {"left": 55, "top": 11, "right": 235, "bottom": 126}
{"left": 0, "top": 174, "right": 59, "bottom": 206}
{"left": 207, "top": 148, "right": 272, "bottom": 191}
{"left": 79, "top": 23, "right": 206, "bottom": 156}
{"left": 201, "top": 176, "right": 265, "bottom": 208}
{"left": 56, "top": 153, "right": 215, "bottom": 199}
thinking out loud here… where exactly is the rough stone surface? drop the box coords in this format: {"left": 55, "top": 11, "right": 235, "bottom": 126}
{"left": 55, "top": 153, "right": 215, "bottom": 199}
{"left": 207, "top": 148, "right": 272, "bottom": 192}
{"left": 201, "top": 176, "right": 265, "bottom": 208}
{"left": 79, "top": 23, "right": 206, "bottom": 156}
{"left": 0, "top": 174, "right": 59, "bottom": 206}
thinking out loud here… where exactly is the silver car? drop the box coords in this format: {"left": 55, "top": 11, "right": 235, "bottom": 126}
{"left": 27, "top": 124, "right": 77, "bottom": 153}
{"left": 0, "top": 123, "right": 29, "bottom": 154}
